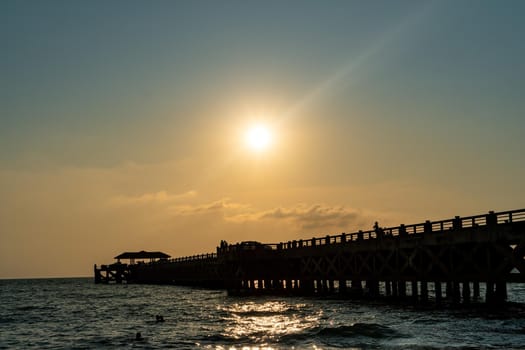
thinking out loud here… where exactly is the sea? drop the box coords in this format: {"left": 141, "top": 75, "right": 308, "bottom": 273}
{"left": 1, "top": 278, "right": 525, "bottom": 349}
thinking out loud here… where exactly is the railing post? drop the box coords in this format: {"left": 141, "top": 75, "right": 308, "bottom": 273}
{"left": 424, "top": 220, "right": 432, "bottom": 234}
{"left": 486, "top": 211, "right": 497, "bottom": 227}
{"left": 453, "top": 216, "right": 462, "bottom": 230}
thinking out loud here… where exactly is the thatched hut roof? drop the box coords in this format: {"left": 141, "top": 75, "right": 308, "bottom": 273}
{"left": 114, "top": 251, "right": 170, "bottom": 260}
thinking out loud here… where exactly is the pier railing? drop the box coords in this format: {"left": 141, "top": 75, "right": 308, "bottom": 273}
{"left": 263, "top": 208, "right": 525, "bottom": 250}
{"left": 169, "top": 253, "right": 217, "bottom": 263}
{"left": 161, "top": 209, "right": 525, "bottom": 263}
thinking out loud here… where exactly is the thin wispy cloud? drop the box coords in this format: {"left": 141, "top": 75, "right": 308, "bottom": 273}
{"left": 227, "top": 203, "right": 368, "bottom": 231}
{"left": 169, "top": 198, "right": 250, "bottom": 216}
{"left": 162, "top": 197, "right": 369, "bottom": 232}
{"left": 109, "top": 190, "right": 197, "bottom": 207}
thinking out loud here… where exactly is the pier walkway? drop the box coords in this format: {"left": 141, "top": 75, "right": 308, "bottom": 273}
{"left": 95, "top": 209, "right": 525, "bottom": 304}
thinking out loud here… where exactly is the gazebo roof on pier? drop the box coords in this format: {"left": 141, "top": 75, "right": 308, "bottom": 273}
{"left": 114, "top": 251, "right": 170, "bottom": 260}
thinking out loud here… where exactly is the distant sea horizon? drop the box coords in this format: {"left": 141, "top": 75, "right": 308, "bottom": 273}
{"left": 0, "top": 276, "right": 92, "bottom": 280}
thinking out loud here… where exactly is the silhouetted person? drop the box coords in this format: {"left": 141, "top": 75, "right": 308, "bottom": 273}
{"left": 156, "top": 315, "right": 165, "bottom": 322}
{"left": 374, "top": 221, "right": 384, "bottom": 238}
{"left": 135, "top": 332, "right": 143, "bottom": 341}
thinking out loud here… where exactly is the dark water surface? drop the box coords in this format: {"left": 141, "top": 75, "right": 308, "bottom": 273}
{"left": 1, "top": 278, "right": 525, "bottom": 349}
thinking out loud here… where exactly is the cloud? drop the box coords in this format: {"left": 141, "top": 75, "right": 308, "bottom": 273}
{"left": 169, "top": 198, "right": 250, "bottom": 216}
{"left": 109, "top": 190, "right": 197, "bottom": 207}
{"left": 226, "top": 203, "right": 366, "bottom": 231}
{"left": 108, "top": 190, "right": 371, "bottom": 235}
{"left": 166, "top": 198, "right": 367, "bottom": 232}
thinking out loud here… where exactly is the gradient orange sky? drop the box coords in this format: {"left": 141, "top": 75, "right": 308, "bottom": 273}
{"left": 2, "top": 1, "right": 524, "bottom": 278}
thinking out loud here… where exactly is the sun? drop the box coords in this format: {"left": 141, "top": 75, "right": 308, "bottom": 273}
{"left": 245, "top": 124, "right": 273, "bottom": 152}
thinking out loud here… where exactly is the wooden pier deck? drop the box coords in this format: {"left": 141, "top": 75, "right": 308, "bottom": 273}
{"left": 95, "top": 209, "right": 525, "bottom": 304}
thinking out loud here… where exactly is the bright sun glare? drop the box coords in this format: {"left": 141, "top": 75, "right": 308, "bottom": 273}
{"left": 245, "top": 124, "right": 273, "bottom": 152}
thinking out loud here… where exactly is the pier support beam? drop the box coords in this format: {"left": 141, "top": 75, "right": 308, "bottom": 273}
{"left": 435, "top": 281, "right": 442, "bottom": 303}
{"left": 339, "top": 280, "right": 347, "bottom": 294}
{"left": 446, "top": 281, "right": 452, "bottom": 300}
{"left": 485, "top": 281, "right": 507, "bottom": 304}
{"left": 392, "top": 280, "right": 399, "bottom": 297}
{"left": 453, "top": 282, "right": 461, "bottom": 303}
{"left": 264, "top": 280, "right": 271, "bottom": 290}
{"left": 398, "top": 281, "right": 406, "bottom": 298}
{"left": 366, "top": 280, "right": 379, "bottom": 297}
{"left": 446, "top": 281, "right": 460, "bottom": 303}
{"left": 473, "top": 282, "right": 480, "bottom": 300}
{"left": 411, "top": 281, "right": 418, "bottom": 301}
{"left": 486, "top": 281, "right": 495, "bottom": 303}
{"left": 495, "top": 282, "right": 507, "bottom": 303}
{"left": 274, "top": 279, "right": 283, "bottom": 291}
{"left": 385, "top": 281, "right": 392, "bottom": 296}
{"left": 286, "top": 279, "right": 292, "bottom": 291}
{"left": 420, "top": 281, "right": 428, "bottom": 303}
{"left": 351, "top": 280, "right": 363, "bottom": 296}
{"left": 302, "top": 279, "right": 314, "bottom": 294}
{"left": 462, "top": 282, "right": 471, "bottom": 303}
{"left": 328, "top": 280, "right": 335, "bottom": 294}
{"left": 316, "top": 280, "right": 323, "bottom": 294}
{"left": 94, "top": 265, "right": 100, "bottom": 284}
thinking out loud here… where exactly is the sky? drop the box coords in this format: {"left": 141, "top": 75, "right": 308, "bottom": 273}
{"left": 1, "top": 0, "right": 524, "bottom": 278}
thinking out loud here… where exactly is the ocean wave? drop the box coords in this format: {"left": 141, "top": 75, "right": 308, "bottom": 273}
{"left": 229, "top": 308, "right": 297, "bottom": 317}
{"left": 201, "top": 322, "right": 403, "bottom": 347}
{"left": 202, "top": 332, "right": 260, "bottom": 345}
{"left": 4, "top": 279, "right": 525, "bottom": 349}
{"left": 491, "top": 326, "right": 525, "bottom": 335}
{"left": 315, "top": 323, "right": 403, "bottom": 339}
{"left": 411, "top": 318, "right": 442, "bottom": 325}
{"left": 203, "top": 333, "right": 235, "bottom": 342}
{"left": 0, "top": 316, "right": 15, "bottom": 324}
{"left": 14, "top": 305, "right": 55, "bottom": 312}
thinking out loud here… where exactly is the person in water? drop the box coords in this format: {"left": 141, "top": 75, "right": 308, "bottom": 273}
{"left": 156, "top": 315, "right": 165, "bottom": 322}
{"left": 135, "top": 332, "right": 143, "bottom": 341}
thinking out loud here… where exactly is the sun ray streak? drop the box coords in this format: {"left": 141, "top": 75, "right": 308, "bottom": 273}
{"left": 186, "top": 2, "right": 436, "bottom": 190}
{"left": 278, "top": 2, "right": 436, "bottom": 125}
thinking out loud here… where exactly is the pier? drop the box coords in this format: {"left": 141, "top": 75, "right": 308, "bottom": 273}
{"left": 95, "top": 209, "right": 525, "bottom": 304}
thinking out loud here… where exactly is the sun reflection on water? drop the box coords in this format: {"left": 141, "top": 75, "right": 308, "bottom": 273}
{"left": 215, "top": 300, "right": 322, "bottom": 348}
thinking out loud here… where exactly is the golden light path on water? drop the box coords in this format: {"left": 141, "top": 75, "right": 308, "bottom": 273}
{"left": 213, "top": 301, "right": 323, "bottom": 350}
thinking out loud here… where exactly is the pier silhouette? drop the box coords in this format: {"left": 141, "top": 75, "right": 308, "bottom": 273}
{"left": 95, "top": 209, "right": 525, "bottom": 304}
